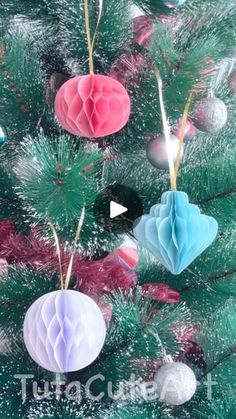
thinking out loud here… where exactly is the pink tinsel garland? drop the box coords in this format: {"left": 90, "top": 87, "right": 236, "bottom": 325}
{"left": 0, "top": 221, "right": 137, "bottom": 296}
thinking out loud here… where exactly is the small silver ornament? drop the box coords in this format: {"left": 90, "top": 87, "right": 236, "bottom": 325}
{"left": 146, "top": 135, "right": 182, "bottom": 170}
{"left": 161, "top": 0, "right": 186, "bottom": 7}
{"left": 228, "top": 70, "right": 236, "bottom": 93}
{"left": 0, "top": 126, "right": 8, "bottom": 146}
{"left": 193, "top": 97, "right": 228, "bottom": 133}
{"left": 154, "top": 361, "right": 197, "bottom": 405}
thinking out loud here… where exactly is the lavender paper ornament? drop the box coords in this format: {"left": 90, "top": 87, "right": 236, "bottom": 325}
{"left": 23, "top": 290, "right": 106, "bottom": 372}
{"left": 133, "top": 191, "right": 218, "bottom": 275}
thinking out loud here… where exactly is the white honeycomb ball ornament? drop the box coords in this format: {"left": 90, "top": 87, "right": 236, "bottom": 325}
{"left": 154, "top": 361, "right": 197, "bottom": 406}
{"left": 23, "top": 290, "right": 106, "bottom": 373}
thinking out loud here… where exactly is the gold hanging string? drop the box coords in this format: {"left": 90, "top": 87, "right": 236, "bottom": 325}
{"left": 48, "top": 220, "right": 64, "bottom": 290}
{"left": 148, "top": 328, "right": 170, "bottom": 362}
{"left": 91, "top": 0, "right": 103, "bottom": 52}
{"left": 64, "top": 206, "right": 86, "bottom": 290}
{"left": 84, "top": 0, "right": 94, "bottom": 74}
{"left": 174, "top": 92, "right": 193, "bottom": 179}
{"left": 91, "top": 20, "right": 99, "bottom": 54}
{"left": 154, "top": 67, "right": 177, "bottom": 191}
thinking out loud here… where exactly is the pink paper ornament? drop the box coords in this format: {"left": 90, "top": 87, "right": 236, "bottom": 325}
{"left": 55, "top": 74, "right": 131, "bottom": 138}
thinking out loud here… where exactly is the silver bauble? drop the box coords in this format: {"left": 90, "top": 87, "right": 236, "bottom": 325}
{"left": 193, "top": 97, "right": 228, "bottom": 133}
{"left": 146, "top": 135, "right": 182, "bottom": 170}
{"left": 161, "top": 0, "right": 186, "bottom": 7}
{"left": 0, "top": 126, "right": 8, "bottom": 146}
{"left": 228, "top": 70, "right": 236, "bottom": 93}
{"left": 154, "top": 362, "right": 197, "bottom": 406}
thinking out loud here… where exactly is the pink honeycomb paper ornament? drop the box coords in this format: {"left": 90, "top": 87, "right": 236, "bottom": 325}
{"left": 23, "top": 290, "right": 106, "bottom": 372}
{"left": 55, "top": 74, "right": 131, "bottom": 138}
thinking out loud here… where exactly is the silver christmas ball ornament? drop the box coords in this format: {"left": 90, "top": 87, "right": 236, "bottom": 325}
{"left": 193, "top": 97, "right": 228, "bottom": 133}
{"left": 0, "top": 126, "right": 8, "bottom": 146}
{"left": 146, "top": 135, "right": 182, "bottom": 170}
{"left": 154, "top": 361, "right": 197, "bottom": 406}
{"left": 161, "top": 0, "right": 186, "bottom": 7}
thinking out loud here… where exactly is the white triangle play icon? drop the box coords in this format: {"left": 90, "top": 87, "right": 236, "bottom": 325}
{"left": 110, "top": 201, "right": 128, "bottom": 219}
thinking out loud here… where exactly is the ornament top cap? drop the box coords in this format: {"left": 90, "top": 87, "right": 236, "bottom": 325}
{"left": 163, "top": 354, "right": 174, "bottom": 364}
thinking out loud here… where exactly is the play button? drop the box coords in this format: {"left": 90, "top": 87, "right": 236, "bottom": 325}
{"left": 110, "top": 201, "right": 128, "bottom": 219}
{"left": 93, "top": 184, "right": 143, "bottom": 234}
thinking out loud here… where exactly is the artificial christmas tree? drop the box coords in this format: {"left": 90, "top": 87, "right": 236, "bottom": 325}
{"left": 0, "top": 0, "right": 236, "bottom": 418}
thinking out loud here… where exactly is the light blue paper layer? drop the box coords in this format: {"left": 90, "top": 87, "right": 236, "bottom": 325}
{"left": 133, "top": 191, "right": 218, "bottom": 275}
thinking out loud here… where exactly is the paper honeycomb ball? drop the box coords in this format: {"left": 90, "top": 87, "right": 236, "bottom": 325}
{"left": 192, "top": 97, "right": 228, "bottom": 133}
{"left": 154, "top": 362, "right": 197, "bottom": 405}
{"left": 23, "top": 290, "right": 106, "bottom": 372}
{"left": 54, "top": 74, "right": 131, "bottom": 138}
{"left": 133, "top": 191, "right": 218, "bottom": 275}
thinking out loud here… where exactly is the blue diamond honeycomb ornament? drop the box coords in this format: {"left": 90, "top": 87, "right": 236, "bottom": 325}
{"left": 133, "top": 191, "right": 218, "bottom": 275}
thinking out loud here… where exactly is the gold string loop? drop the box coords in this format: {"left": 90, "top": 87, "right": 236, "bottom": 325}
{"left": 174, "top": 92, "right": 193, "bottom": 179}
{"left": 84, "top": 0, "right": 94, "bottom": 74}
{"left": 48, "top": 220, "right": 64, "bottom": 290}
{"left": 155, "top": 67, "right": 177, "bottom": 191}
{"left": 64, "top": 207, "right": 86, "bottom": 290}
{"left": 155, "top": 67, "right": 193, "bottom": 190}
